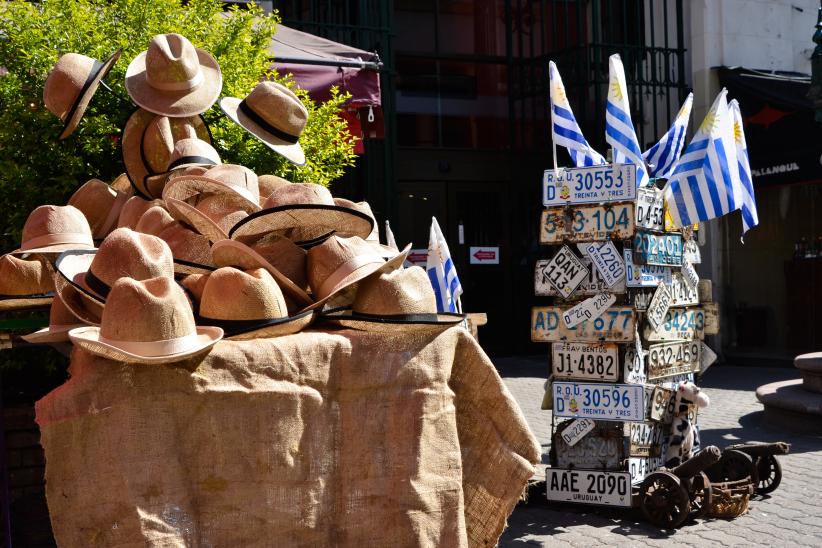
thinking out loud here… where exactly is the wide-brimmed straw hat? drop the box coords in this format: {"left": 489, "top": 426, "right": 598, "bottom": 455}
{"left": 21, "top": 293, "right": 87, "bottom": 344}
{"left": 117, "top": 196, "right": 163, "bottom": 230}
{"left": 134, "top": 206, "right": 216, "bottom": 275}
{"left": 43, "top": 49, "right": 122, "bottom": 140}
{"left": 257, "top": 174, "right": 291, "bottom": 203}
{"left": 220, "top": 81, "right": 307, "bottom": 165}
{"left": 322, "top": 266, "right": 464, "bottom": 331}
{"left": 166, "top": 195, "right": 249, "bottom": 243}
{"left": 197, "top": 267, "right": 313, "bottom": 339}
{"left": 11, "top": 205, "right": 94, "bottom": 257}
{"left": 143, "top": 138, "right": 220, "bottom": 200}
{"left": 68, "top": 178, "right": 130, "bottom": 240}
{"left": 0, "top": 254, "right": 55, "bottom": 311}
{"left": 304, "top": 235, "right": 410, "bottom": 311}
{"left": 125, "top": 34, "right": 222, "bottom": 117}
{"left": 69, "top": 276, "right": 222, "bottom": 364}
{"left": 229, "top": 183, "right": 374, "bottom": 244}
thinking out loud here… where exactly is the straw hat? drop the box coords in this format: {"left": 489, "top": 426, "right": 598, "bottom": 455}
{"left": 21, "top": 293, "right": 87, "bottom": 344}
{"left": 197, "top": 267, "right": 313, "bottom": 339}
{"left": 257, "top": 174, "right": 291, "bottom": 202}
{"left": 322, "top": 267, "right": 464, "bottom": 331}
{"left": 229, "top": 183, "right": 374, "bottom": 244}
{"left": 0, "top": 254, "right": 55, "bottom": 311}
{"left": 110, "top": 173, "right": 133, "bottom": 195}
{"left": 125, "top": 34, "right": 222, "bottom": 117}
{"left": 68, "top": 178, "right": 130, "bottom": 240}
{"left": 69, "top": 276, "right": 222, "bottom": 364}
{"left": 117, "top": 196, "right": 163, "bottom": 230}
{"left": 220, "top": 81, "right": 307, "bottom": 165}
{"left": 166, "top": 195, "right": 249, "bottom": 243}
{"left": 179, "top": 272, "right": 210, "bottom": 308}
{"left": 143, "top": 138, "right": 220, "bottom": 200}
{"left": 43, "top": 49, "right": 122, "bottom": 139}
{"left": 135, "top": 206, "right": 216, "bottom": 274}
{"left": 305, "top": 235, "right": 410, "bottom": 311}
{"left": 11, "top": 205, "right": 94, "bottom": 256}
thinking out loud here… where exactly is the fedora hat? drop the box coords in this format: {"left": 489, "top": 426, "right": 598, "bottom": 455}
{"left": 68, "top": 178, "right": 130, "bottom": 240}
{"left": 197, "top": 267, "right": 313, "bottom": 339}
{"left": 166, "top": 195, "right": 249, "bottom": 243}
{"left": 0, "top": 254, "right": 55, "bottom": 311}
{"left": 229, "top": 183, "right": 374, "bottom": 244}
{"left": 69, "top": 276, "right": 222, "bottom": 364}
{"left": 110, "top": 173, "right": 133, "bottom": 195}
{"left": 144, "top": 139, "right": 220, "bottom": 199}
{"left": 257, "top": 174, "right": 291, "bottom": 202}
{"left": 322, "top": 266, "right": 464, "bottom": 331}
{"left": 125, "top": 34, "right": 222, "bottom": 117}
{"left": 11, "top": 205, "right": 94, "bottom": 257}
{"left": 21, "top": 292, "right": 87, "bottom": 344}
{"left": 43, "top": 49, "right": 122, "bottom": 139}
{"left": 305, "top": 235, "right": 410, "bottom": 311}
{"left": 220, "top": 81, "right": 307, "bottom": 165}
{"left": 118, "top": 196, "right": 163, "bottom": 230}
{"left": 134, "top": 206, "right": 216, "bottom": 275}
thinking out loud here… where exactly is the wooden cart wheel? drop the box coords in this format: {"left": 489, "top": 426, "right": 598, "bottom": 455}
{"left": 755, "top": 455, "right": 782, "bottom": 495}
{"left": 639, "top": 471, "right": 691, "bottom": 529}
{"left": 721, "top": 449, "right": 758, "bottom": 485}
{"left": 689, "top": 471, "right": 713, "bottom": 520}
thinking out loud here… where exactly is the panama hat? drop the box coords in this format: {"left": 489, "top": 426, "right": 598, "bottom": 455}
{"left": 69, "top": 276, "right": 222, "bottom": 364}
{"left": 229, "top": 183, "right": 374, "bottom": 244}
{"left": 117, "top": 196, "right": 163, "bottom": 230}
{"left": 43, "top": 49, "right": 122, "bottom": 140}
{"left": 143, "top": 139, "right": 220, "bottom": 199}
{"left": 257, "top": 174, "right": 291, "bottom": 203}
{"left": 110, "top": 173, "right": 133, "bottom": 195}
{"left": 68, "top": 178, "right": 130, "bottom": 240}
{"left": 166, "top": 195, "right": 249, "bottom": 243}
{"left": 125, "top": 34, "right": 222, "bottom": 117}
{"left": 21, "top": 293, "right": 87, "bottom": 344}
{"left": 134, "top": 206, "right": 216, "bottom": 275}
{"left": 0, "top": 254, "right": 55, "bottom": 311}
{"left": 11, "top": 205, "right": 94, "bottom": 257}
{"left": 322, "top": 266, "right": 464, "bottom": 331}
{"left": 197, "top": 267, "right": 313, "bottom": 339}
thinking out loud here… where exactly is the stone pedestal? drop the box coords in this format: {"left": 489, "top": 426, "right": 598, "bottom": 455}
{"left": 755, "top": 352, "right": 822, "bottom": 433}
{"left": 794, "top": 352, "right": 822, "bottom": 394}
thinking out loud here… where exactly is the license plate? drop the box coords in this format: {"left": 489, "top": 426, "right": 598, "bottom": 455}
{"left": 624, "top": 248, "right": 672, "bottom": 287}
{"left": 648, "top": 386, "right": 675, "bottom": 423}
{"left": 532, "top": 307, "right": 636, "bottom": 343}
{"left": 538, "top": 245, "right": 589, "bottom": 299}
{"left": 635, "top": 187, "right": 664, "bottom": 231}
{"left": 655, "top": 373, "right": 696, "bottom": 390}
{"left": 535, "top": 258, "right": 626, "bottom": 297}
{"left": 623, "top": 347, "right": 647, "bottom": 384}
{"left": 700, "top": 341, "right": 718, "bottom": 374}
{"left": 552, "top": 343, "right": 619, "bottom": 381}
{"left": 553, "top": 382, "right": 645, "bottom": 421}
{"left": 643, "top": 308, "right": 705, "bottom": 341}
{"left": 540, "top": 203, "right": 635, "bottom": 244}
{"left": 646, "top": 283, "right": 673, "bottom": 331}
{"left": 669, "top": 273, "right": 699, "bottom": 306}
{"left": 559, "top": 418, "right": 596, "bottom": 447}
{"left": 703, "top": 302, "right": 720, "bottom": 335}
{"left": 633, "top": 231, "right": 683, "bottom": 266}
{"left": 580, "top": 241, "right": 625, "bottom": 288}
{"left": 629, "top": 456, "right": 664, "bottom": 484}
{"left": 684, "top": 239, "right": 702, "bottom": 264}
{"left": 647, "top": 341, "right": 701, "bottom": 380}
{"left": 543, "top": 163, "right": 637, "bottom": 206}
{"left": 562, "top": 293, "right": 616, "bottom": 328}
{"left": 546, "top": 468, "right": 632, "bottom": 507}
{"left": 627, "top": 422, "right": 664, "bottom": 457}
{"left": 552, "top": 420, "right": 624, "bottom": 469}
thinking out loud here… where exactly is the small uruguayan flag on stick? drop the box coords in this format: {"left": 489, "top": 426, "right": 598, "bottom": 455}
{"left": 549, "top": 61, "right": 606, "bottom": 168}
{"left": 384, "top": 219, "right": 399, "bottom": 252}
{"left": 427, "top": 217, "right": 463, "bottom": 313}
{"left": 605, "top": 54, "right": 649, "bottom": 187}
{"left": 663, "top": 89, "right": 743, "bottom": 229}
{"left": 643, "top": 92, "right": 693, "bottom": 179}
{"left": 729, "top": 99, "right": 759, "bottom": 240}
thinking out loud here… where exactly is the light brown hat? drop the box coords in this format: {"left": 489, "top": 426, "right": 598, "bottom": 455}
{"left": 257, "top": 174, "right": 291, "bottom": 202}
{"left": 197, "top": 267, "right": 313, "bottom": 339}
{"left": 118, "top": 196, "right": 164, "bottom": 230}
{"left": 0, "top": 254, "right": 55, "bottom": 311}
{"left": 21, "top": 292, "right": 87, "bottom": 344}
{"left": 69, "top": 276, "right": 222, "bottom": 364}
{"left": 220, "top": 81, "right": 307, "bottom": 165}
{"left": 322, "top": 266, "right": 464, "bottom": 331}
{"left": 143, "top": 138, "right": 220, "bottom": 199}
{"left": 110, "top": 173, "right": 133, "bottom": 195}
{"left": 68, "top": 178, "right": 130, "bottom": 239}
{"left": 305, "top": 235, "right": 410, "bottom": 311}
{"left": 12, "top": 205, "right": 94, "bottom": 256}
{"left": 135, "top": 206, "right": 216, "bottom": 274}
{"left": 230, "top": 183, "right": 374, "bottom": 244}
{"left": 179, "top": 272, "right": 210, "bottom": 308}
{"left": 125, "top": 34, "right": 222, "bottom": 117}
{"left": 43, "top": 49, "right": 121, "bottom": 139}
{"left": 164, "top": 164, "right": 260, "bottom": 208}
{"left": 166, "top": 195, "right": 249, "bottom": 243}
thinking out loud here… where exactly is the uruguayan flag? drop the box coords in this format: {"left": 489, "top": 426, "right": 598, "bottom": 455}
{"left": 729, "top": 99, "right": 759, "bottom": 239}
{"left": 605, "top": 54, "right": 648, "bottom": 187}
{"left": 384, "top": 219, "right": 399, "bottom": 252}
{"left": 549, "top": 61, "right": 606, "bottom": 167}
{"left": 427, "top": 217, "right": 462, "bottom": 313}
{"left": 643, "top": 92, "right": 693, "bottom": 178}
{"left": 663, "top": 89, "right": 743, "bottom": 229}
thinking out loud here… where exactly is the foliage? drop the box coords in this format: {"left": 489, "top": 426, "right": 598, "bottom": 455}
{"left": 0, "top": 0, "right": 357, "bottom": 251}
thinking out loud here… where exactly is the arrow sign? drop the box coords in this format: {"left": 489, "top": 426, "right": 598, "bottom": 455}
{"left": 469, "top": 246, "right": 499, "bottom": 265}
{"left": 406, "top": 249, "right": 428, "bottom": 265}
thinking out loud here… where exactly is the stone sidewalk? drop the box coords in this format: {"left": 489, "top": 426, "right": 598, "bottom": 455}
{"left": 495, "top": 356, "right": 822, "bottom": 547}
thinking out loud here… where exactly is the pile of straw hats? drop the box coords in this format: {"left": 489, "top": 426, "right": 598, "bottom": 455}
{"left": 3, "top": 33, "right": 463, "bottom": 365}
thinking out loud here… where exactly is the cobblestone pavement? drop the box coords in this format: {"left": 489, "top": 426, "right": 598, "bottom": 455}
{"left": 495, "top": 356, "right": 822, "bottom": 547}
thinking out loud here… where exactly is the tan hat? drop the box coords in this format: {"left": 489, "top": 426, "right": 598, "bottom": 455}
{"left": 117, "top": 196, "right": 164, "bottom": 230}
{"left": 230, "top": 183, "right": 374, "bottom": 244}
{"left": 197, "top": 267, "right": 313, "bottom": 339}
{"left": 68, "top": 178, "right": 130, "bottom": 239}
{"left": 257, "top": 174, "right": 291, "bottom": 202}
{"left": 143, "top": 138, "right": 221, "bottom": 199}
{"left": 110, "top": 173, "right": 133, "bottom": 195}
{"left": 166, "top": 195, "right": 249, "bottom": 243}
{"left": 305, "top": 235, "right": 410, "bottom": 311}
{"left": 11, "top": 205, "right": 94, "bottom": 256}
{"left": 21, "top": 292, "right": 87, "bottom": 344}
{"left": 125, "top": 34, "right": 222, "bottom": 117}
{"left": 179, "top": 272, "right": 210, "bottom": 308}
{"left": 322, "top": 266, "right": 464, "bottom": 331}
{"left": 69, "top": 276, "right": 222, "bottom": 364}
{"left": 0, "top": 254, "right": 55, "bottom": 311}
{"left": 220, "top": 81, "right": 307, "bottom": 165}
{"left": 135, "top": 206, "right": 216, "bottom": 274}
{"left": 43, "top": 49, "right": 121, "bottom": 139}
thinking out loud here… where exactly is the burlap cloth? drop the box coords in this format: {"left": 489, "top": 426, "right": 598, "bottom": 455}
{"left": 35, "top": 326, "right": 540, "bottom": 547}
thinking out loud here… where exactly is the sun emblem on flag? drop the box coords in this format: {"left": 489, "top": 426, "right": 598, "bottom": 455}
{"left": 553, "top": 83, "right": 567, "bottom": 105}
{"left": 700, "top": 109, "right": 718, "bottom": 134}
{"left": 733, "top": 120, "right": 743, "bottom": 143}
{"left": 610, "top": 79, "right": 623, "bottom": 101}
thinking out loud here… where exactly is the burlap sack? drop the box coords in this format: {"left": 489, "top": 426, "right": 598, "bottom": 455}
{"left": 36, "top": 327, "right": 540, "bottom": 547}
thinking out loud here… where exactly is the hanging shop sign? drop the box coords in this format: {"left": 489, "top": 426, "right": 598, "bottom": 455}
{"left": 647, "top": 341, "right": 701, "bottom": 380}
{"left": 553, "top": 381, "right": 645, "bottom": 422}
{"left": 627, "top": 422, "right": 664, "bottom": 457}
{"left": 540, "top": 203, "right": 635, "bottom": 244}
{"left": 546, "top": 468, "right": 633, "bottom": 507}
{"left": 643, "top": 308, "right": 705, "bottom": 342}
{"left": 532, "top": 306, "right": 636, "bottom": 342}
{"left": 632, "top": 231, "right": 683, "bottom": 266}
{"left": 542, "top": 163, "right": 637, "bottom": 206}
{"left": 551, "top": 420, "right": 624, "bottom": 469}
{"left": 623, "top": 247, "right": 672, "bottom": 288}
{"left": 551, "top": 342, "right": 620, "bottom": 381}
{"left": 535, "top": 258, "right": 626, "bottom": 297}
{"left": 580, "top": 241, "right": 625, "bottom": 288}
{"left": 635, "top": 186, "right": 665, "bottom": 232}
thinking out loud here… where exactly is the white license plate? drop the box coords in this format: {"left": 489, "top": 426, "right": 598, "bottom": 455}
{"left": 669, "top": 273, "right": 699, "bottom": 306}
{"left": 581, "top": 241, "right": 625, "bottom": 288}
{"left": 540, "top": 203, "right": 635, "bottom": 244}
{"left": 633, "top": 232, "right": 683, "bottom": 266}
{"left": 539, "top": 245, "right": 589, "bottom": 298}
{"left": 546, "top": 468, "right": 632, "bottom": 507}
{"left": 543, "top": 163, "right": 637, "bottom": 206}
{"left": 535, "top": 258, "right": 626, "bottom": 297}
{"left": 623, "top": 347, "right": 647, "bottom": 384}
{"left": 532, "top": 307, "right": 636, "bottom": 343}
{"left": 624, "top": 248, "right": 672, "bottom": 287}
{"left": 647, "top": 341, "right": 701, "bottom": 380}
{"left": 559, "top": 418, "right": 596, "bottom": 447}
{"left": 635, "top": 186, "right": 665, "bottom": 231}
{"left": 643, "top": 308, "right": 705, "bottom": 341}
{"left": 629, "top": 456, "right": 664, "bottom": 484}
{"left": 552, "top": 343, "right": 619, "bottom": 381}
{"left": 627, "top": 422, "right": 664, "bottom": 457}
{"left": 562, "top": 293, "right": 616, "bottom": 328}
{"left": 553, "top": 382, "right": 645, "bottom": 421}
{"left": 646, "top": 283, "right": 673, "bottom": 331}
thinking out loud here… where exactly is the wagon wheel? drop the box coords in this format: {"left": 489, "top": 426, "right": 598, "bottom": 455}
{"left": 755, "top": 455, "right": 782, "bottom": 495}
{"left": 689, "top": 472, "right": 713, "bottom": 520}
{"left": 639, "top": 471, "right": 691, "bottom": 529}
{"left": 721, "top": 449, "right": 758, "bottom": 485}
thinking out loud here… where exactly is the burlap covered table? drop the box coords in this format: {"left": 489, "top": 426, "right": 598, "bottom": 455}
{"left": 35, "top": 326, "right": 540, "bottom": 547}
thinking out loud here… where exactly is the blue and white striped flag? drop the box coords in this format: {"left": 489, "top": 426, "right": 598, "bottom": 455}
{"left": 427, "top": 217, "right": 462, "bottom": 313}
{"left": 549, "top": 61, "right": 606, "bottom": 167}
{"left": 605, "top": 54, "right": 649, "bottom": 187}
{"left": 643, "top": 92, "right": 693, "bottom": 179}
{"left": 729, "top": 99, "right": 759, "bottom": 239}
{"left": 663, "top": 89, "right": 743, "bottom": 229}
